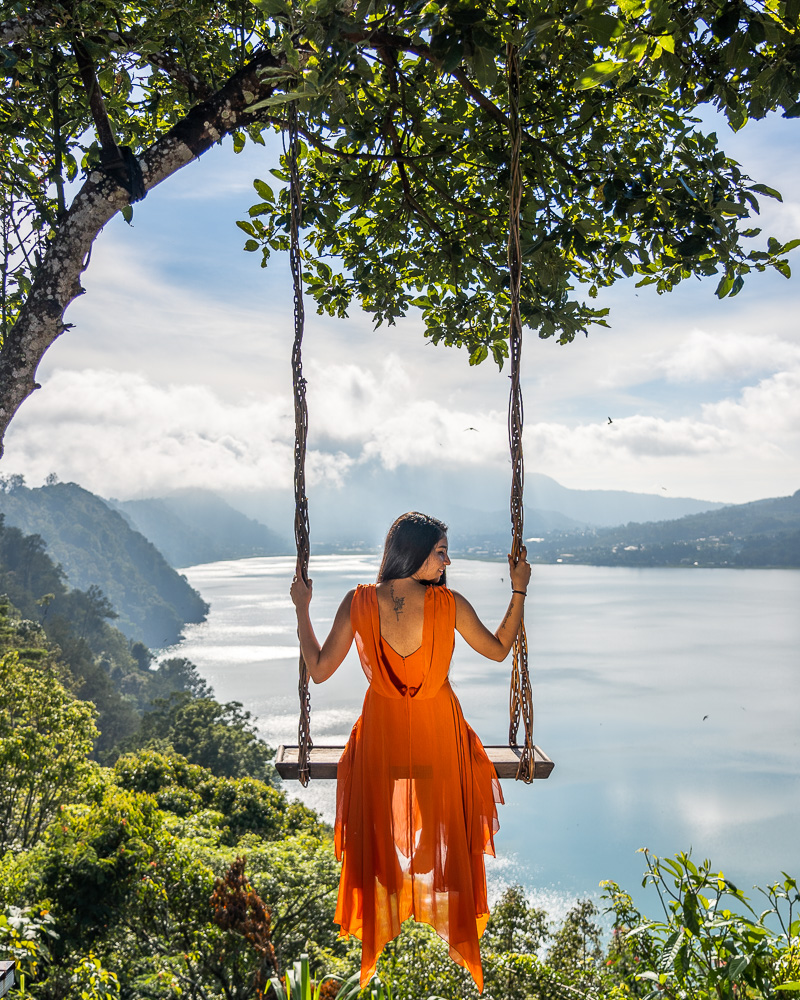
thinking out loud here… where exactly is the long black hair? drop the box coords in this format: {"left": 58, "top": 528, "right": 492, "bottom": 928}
{"left": 377, "top": 512, "right": 448, "bottom": 586}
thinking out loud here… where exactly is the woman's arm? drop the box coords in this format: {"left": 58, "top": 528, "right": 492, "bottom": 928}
{"left": 290, "top": 569, "right": 355, "bottom": 683}
{"left": 453, "top": 546, "right": 531, "bottom": 661}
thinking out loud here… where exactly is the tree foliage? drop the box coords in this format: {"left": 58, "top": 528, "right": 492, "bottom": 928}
{"left": 0, "top": 648, "right": 98, "bottom": 853}
{"left": 126, "top": 693, "right": 279, "bottom": 785}
{"left": 0, "top": 0, "right": 799, "bottom": 450}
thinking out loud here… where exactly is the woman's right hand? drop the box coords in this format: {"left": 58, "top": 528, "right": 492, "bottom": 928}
{"left": 508, "top": 545, "right": 531, "bottom": 594}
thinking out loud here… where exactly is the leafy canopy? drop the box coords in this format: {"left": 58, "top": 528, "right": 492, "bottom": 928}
{"left": 239, "top": 0, "right": 800, "bottom": 364}
{"left": 2, "top": 0, "right": 799, "bottom": 367}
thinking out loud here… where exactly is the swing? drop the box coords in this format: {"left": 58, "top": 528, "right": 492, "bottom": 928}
{"left": 276, "top": 47, "right": 554, "bottom": 785}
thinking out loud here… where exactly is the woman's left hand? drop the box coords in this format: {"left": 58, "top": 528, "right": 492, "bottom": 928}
{"left": 290, "top": 558, "right": 313, "bottom": 610}
{"left": 508, "top": 545, "right": 531, "bottom": 594}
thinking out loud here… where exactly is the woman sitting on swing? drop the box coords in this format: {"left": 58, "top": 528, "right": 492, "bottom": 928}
{"left": 290, "top": 511, "right": 531, "bottom": 990}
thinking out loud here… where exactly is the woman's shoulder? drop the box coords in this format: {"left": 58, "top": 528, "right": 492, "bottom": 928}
{"left": 348, "top": 584, "right": 374, "bottom": 609}
{"left": 434, "top": 584, "right": 459, "bottom": 610}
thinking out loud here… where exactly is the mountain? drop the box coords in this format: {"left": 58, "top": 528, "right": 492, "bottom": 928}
{"left": 0, "top": 482, "right": 208, "bottom": 646}
{"left": 109, "top": 489, "right": 290, "bottom": 567}
{"left": 529, "top": 490, "right": 800, "bottom": 567}
{"left": 224, "top": 467, "right": 727, "bottom": 550}
{"left": 524, "top": 473, "right": 727, "bottom": 526}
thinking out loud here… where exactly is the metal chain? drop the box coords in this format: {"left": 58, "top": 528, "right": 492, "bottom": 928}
{"left": 506, "top": 42, "right": 536, "bottom": 782}
{"left": 287, "top": 105, "right": 313, "bottom": 786}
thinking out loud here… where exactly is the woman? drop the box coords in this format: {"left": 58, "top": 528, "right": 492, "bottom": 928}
{"left": 290, "top": 511, "right": 531, "bottom": 990}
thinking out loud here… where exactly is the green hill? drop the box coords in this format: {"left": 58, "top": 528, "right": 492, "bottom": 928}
{"left": 529, "top": 490, "right": 800, "bottom": 567}
{"left": 109, "top": 488, "right": 289, "bottom": 567}
{"left": 0, "top": 481, "right": 208, "bottom": 646}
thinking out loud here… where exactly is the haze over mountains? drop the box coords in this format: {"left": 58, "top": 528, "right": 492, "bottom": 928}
{"left": 109, "top": 490, "right": 287, "bottom": 567}
{"left": 226, "top": 470, "right": 727, "bottom": 549}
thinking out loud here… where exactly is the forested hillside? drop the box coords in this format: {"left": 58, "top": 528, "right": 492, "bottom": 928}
{"left": 529, "top": 490, "right": 800, "bottom": 567}
{"left": 110, "top": 488, "right": 289, "bottom": 567}
{"left": 0, "top": 516, "right": 274, "bottom": 773}
{"left": 0, "top": 479, "right": 208, "bottom": 646}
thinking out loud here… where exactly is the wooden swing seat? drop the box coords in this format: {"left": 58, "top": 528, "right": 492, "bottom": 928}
{"left": 275, "top": 743, "right": 554, "bottom": 781}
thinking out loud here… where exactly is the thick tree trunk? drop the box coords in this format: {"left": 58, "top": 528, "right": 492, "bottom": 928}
{"left": 0, "top": 48, "right": 283, "bottom": 457}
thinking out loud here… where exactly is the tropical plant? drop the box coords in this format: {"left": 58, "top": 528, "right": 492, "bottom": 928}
{"left": 269, "top": 952, "right": 361, "bottom": 1000}
{"left": 603, "top": 848, "right": 800, "bottom": 1000}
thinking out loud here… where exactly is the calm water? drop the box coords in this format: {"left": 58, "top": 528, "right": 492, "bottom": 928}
{"left": 163, "top": 557, "right": 800, "bottom": 919}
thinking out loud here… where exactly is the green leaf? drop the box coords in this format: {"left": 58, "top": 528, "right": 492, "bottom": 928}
{"left": 254, "top": 179, "right": 275, "bottom": 202}
{"left": 776, "top": 984, "right": 800, "bottom": 992}
{"left": 638, "top": 971, "right": 662, "bottom": 983}
{"left": 577, "top": 60, "right": 622, "bottom": 91}
{"left": 781, "top": 101, "right": 800, "bottom": 119}
{"left": 249, "top": 202, "right": 273, "bottom": 217}
{"left": 749, "top": 184, "right": 783, "bottom": 202}
{"left": 232, "top": 132, "right": 245, "bottom": 154}
{"left": 121, "top": 205, "right": 133, "bottom": 225}
{"left": 682, "top": 893, "right": 702, "bottom": 933}
{"left": 249, "top": 91, "right": 305, "bottom": 111}
{"left": 727, "top": 955, "right": 750, "bottom": 981}
{"left": 469, "top": 345, "right": 488, "bottom": 365}
{"left": 284, "top": 38, "right": 300, "bottom": 70}
{"left": 471, "top": 47, "right": 497, "bottom": 89}
{"left": 716, "top": 271, "right": 734, "bottom": 298}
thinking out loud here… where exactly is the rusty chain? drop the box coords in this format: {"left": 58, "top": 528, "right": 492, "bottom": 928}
{"left": 287, "top": 105, "right": 313, "bottom": 786}
{"left": 506, "top": 43, "right": 536, "bottom": 782}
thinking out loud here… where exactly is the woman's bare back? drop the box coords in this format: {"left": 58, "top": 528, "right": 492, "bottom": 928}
{"left": 375, "top": 579, "right": 427, "bottom": 657}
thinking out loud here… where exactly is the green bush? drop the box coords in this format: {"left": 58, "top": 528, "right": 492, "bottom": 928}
{"left": 603, "top": 849, "right": 800, "bottom": 1000}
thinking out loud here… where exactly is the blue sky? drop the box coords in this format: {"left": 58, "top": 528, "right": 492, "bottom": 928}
{"left": 3, "top": 109, "right": 799, "bottom": 508}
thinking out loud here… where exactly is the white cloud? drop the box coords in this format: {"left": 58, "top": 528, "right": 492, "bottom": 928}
{"left": 613, "top": 327, "right": 800, "bottom": 386}
{"left": 2, "top": 369, "right": 352, "bottom": 497}
{"left": 310, "top": 358, "right": 507, "bottom": 470}
{"left": 5, "top": 351, "right": 798, "bottom": 506}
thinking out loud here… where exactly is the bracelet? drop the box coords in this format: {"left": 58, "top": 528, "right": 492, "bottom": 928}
{"left": 512, "top": 589, "right": 527, "bottom": 597}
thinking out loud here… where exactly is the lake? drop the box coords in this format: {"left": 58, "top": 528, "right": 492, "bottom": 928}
{"left": 163, "top": 556, "right": 800, "bottom": 921}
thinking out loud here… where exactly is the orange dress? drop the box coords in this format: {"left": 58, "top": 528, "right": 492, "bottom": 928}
{"left": 334, "top": 584, "right": 503, "bottom": 989}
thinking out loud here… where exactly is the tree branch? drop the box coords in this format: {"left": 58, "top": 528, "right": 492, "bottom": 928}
{"left": 0, "top": 46, "right": 285, "bottom": 456}
{"left": 337, "top": 21, "right": 581, "bottom": 177}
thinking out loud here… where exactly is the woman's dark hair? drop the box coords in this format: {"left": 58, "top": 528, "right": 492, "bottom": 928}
{"left": 377, "top": 512, "right": 448, "bottom": 586}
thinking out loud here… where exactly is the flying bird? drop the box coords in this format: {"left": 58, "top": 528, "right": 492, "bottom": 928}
{"left": 464, "top": 426, "right": 478, "bottom": 432}
{"left": 703, "top": 715, "right": 708, "bottom": 721}
{"left": 607, "top": 417, "right": 613, "bottom": 425}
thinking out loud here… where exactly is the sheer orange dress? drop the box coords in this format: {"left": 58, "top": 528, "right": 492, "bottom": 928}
{"left": 334, "top": 583, "right": 503, "bottom": 989}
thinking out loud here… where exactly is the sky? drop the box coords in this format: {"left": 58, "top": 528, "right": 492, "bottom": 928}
{"left": 2, "top": 106, "right": 799, "bottom": 513}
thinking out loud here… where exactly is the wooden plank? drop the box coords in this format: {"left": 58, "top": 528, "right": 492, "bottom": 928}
{"left": 275, "top": 744, "right": 554, "bottom": 781}
{"left": 0, "top": 961, "right": 16, "bottom": 999}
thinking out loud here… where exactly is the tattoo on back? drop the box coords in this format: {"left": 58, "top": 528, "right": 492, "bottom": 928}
{"left": 390, "top": 584, "right": 405, "bottom": 621}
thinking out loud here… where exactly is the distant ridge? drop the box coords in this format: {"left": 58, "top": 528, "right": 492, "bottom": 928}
{"left": 529, "top": 489, "right": 800, "bottom": 567}
{"left": 525, "top": 473, "right": 728, "bottom": 527}
{"left": 0, "top": 481, "right": 208, "bottom": 646}
{"left": 110, "top": 489, "right": 290, "bottom": 567}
